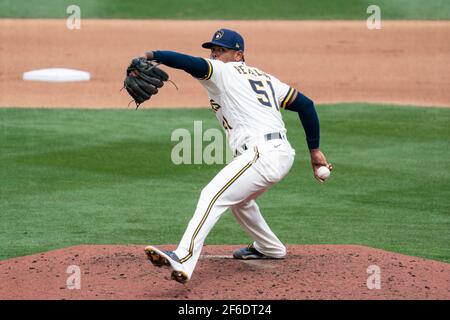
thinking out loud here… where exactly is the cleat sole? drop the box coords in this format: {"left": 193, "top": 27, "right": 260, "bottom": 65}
{"left": 145, "top": 247, "right": 170, "bottom": 267}
{"left": 171, "top": 270, "right": 188, "bottom": 284}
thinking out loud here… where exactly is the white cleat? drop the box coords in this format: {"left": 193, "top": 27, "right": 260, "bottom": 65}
{"left": 144, "top": 245, "right": 189, "bottom": 284}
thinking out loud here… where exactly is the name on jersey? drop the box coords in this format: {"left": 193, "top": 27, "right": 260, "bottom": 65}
{"left": 233, "top": 65, "right": 270, "bottom": 79}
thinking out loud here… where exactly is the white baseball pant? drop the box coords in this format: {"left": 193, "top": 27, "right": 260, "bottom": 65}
{"left": 174, "top": 137, "right": 295, "bottom": 280}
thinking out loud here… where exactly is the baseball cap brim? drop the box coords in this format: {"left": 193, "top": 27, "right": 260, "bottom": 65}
{"left": 202, "top": 41, "right": 238, "bottom": 50}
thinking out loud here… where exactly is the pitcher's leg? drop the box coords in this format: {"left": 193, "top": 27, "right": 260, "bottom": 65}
{"left": 174, "top": 150, "right": 265, "bottom": 279}
{"left": 232, "top": 200, "right": 286, "bottom": 258}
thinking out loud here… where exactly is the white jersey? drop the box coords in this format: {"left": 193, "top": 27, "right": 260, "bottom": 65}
{"left": 198, "top": 59, "right": 296, "bottom": 152}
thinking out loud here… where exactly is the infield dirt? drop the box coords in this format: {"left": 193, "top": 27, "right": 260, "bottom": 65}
{"left": 1, "top": 244, "right": 449, "bottom": 299}
{"left": 1, "top": 20, "right": 449, "bottom": 108}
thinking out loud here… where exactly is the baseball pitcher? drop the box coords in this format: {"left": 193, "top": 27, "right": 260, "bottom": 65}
{"left": 125, "top": 29, "right": 332, "bottom": 283}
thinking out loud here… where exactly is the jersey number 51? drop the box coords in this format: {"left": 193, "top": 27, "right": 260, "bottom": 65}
{"left": 248, "top": 79, "right": 279, "bottom": 111}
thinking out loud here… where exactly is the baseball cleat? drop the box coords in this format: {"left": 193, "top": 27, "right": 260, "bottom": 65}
{"left": 145, "top": 246, "right": 176, "bottom": 267}
{"left": 171, "top": 270, "right": 189, "bottom": 284}
{"left": 233, "top": 244, "right": 277, "bottom": 260}
{"left": 144, "top": 245, "right": 190, "bottom": 284}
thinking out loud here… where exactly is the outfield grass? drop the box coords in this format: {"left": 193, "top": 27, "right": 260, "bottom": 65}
{"left": 1, "top": 0, "right": 449, "bottom": 20}
{"left": 0, "top": 104, "right": 449, "bottom": 262}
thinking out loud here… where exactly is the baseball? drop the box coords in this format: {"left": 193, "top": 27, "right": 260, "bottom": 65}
{"left": 317, "top": 166, "right": 331, "bottom": 180}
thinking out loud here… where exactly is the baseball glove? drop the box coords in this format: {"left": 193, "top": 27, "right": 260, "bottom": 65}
{"left": 123, "top": 58, "right": 169, "bottom": 109}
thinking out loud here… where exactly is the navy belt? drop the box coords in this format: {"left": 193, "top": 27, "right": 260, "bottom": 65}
{"left": 235, "top": 132, "right": 284, "bottom": 156}
{"left": 264, "top": 132, "right": 284, "bottom": 141}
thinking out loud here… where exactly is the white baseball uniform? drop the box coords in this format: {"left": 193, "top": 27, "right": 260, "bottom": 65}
{"left": 174, "top": 59, "right": 297, "bottom": 280}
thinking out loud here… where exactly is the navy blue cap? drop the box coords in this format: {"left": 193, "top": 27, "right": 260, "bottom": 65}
{"left": 202, "top": 29, "right": 245, "bottom": 51}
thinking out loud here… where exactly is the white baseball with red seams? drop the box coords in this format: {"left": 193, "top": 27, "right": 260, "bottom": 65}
{"left": 317, "top": 166, "right": 331, "bottom": 180}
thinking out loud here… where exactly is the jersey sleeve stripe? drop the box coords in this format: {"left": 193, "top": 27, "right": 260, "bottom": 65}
{"left": 281, "top": 87, "right": 297, "bottom": 109}
{"left": 199, "top": 59, "right": 213, "bottom": 80}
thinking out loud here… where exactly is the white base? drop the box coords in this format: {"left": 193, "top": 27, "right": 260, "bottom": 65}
{"left": 23, "top": 68, "right": 91, "bottom": 82}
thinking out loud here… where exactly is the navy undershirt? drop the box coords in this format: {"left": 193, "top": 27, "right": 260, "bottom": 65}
{"left": 285, "top": 93, "right": 320, "bottom": 149}
{"left": 153, "top": 51, "right": 208, "bottom": 78}
{"left": 153, "top": 50, "right": 320, "bottom": 149}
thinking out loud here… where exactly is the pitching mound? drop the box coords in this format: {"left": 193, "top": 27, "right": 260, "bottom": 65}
{"left": 0, "top": 244, "right": 449, "bottom": 300}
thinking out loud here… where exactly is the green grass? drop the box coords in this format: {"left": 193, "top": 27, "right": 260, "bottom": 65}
{"left": 0, "top": 104, "right": 449, "bottom": 262}
{"left": 1, "top": 0, "right": 449, "bottom": 19}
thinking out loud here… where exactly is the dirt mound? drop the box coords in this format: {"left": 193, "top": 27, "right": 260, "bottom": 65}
{"left": 1, "top": 20, "right": 449, "bottom": 108}
{"left": 0, "top": 244, "right": 448, "bottom": 300}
